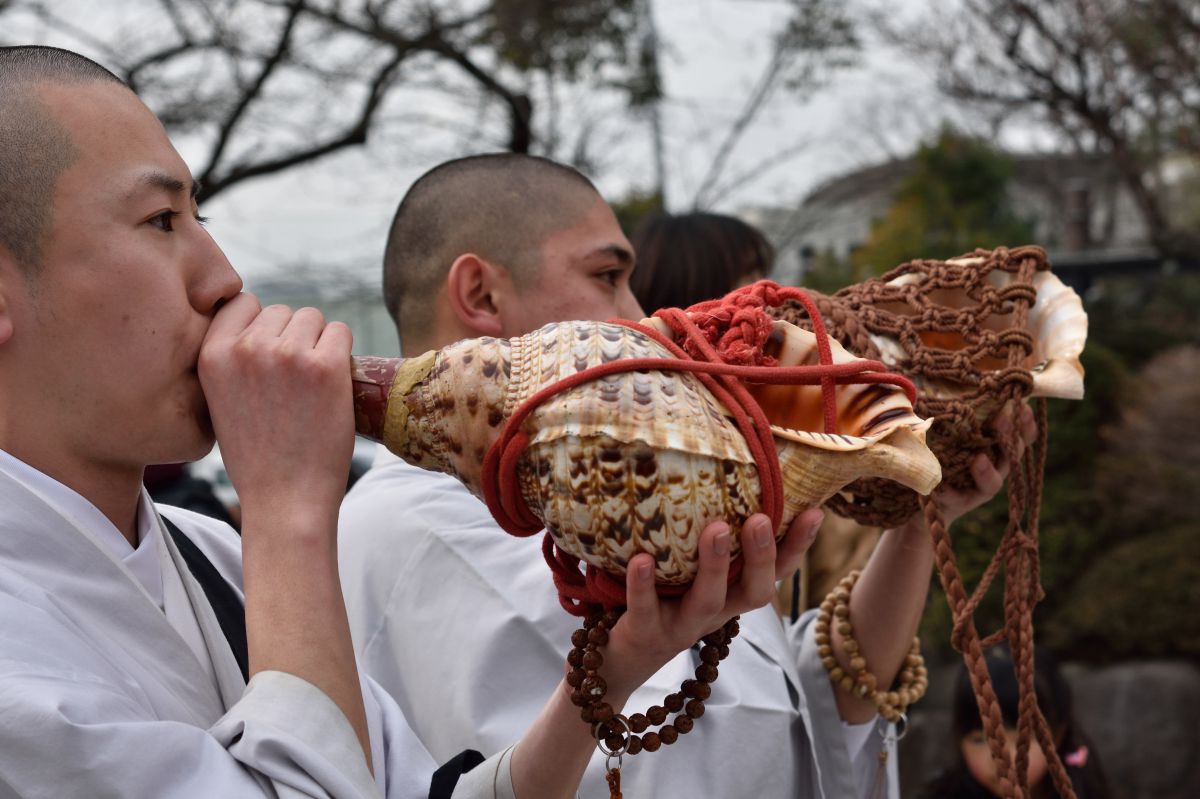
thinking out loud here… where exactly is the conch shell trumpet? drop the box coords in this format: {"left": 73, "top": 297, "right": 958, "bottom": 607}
{"left": 771, "top": 245, "right": 1087, "bottom": 526}
{"left": 352, "top": 318, "right": 941, "bottom": 584}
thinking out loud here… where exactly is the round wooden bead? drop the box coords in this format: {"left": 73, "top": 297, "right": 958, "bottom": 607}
{"left": 681, "top": 679, "right": 701, "bottom": 698}
{"left": 605, "top": 733, "right": 625, "bottom": 751}
{"left": 628, "top": 713, "right": 649, "bottom": 733}
{"left": 567, "top": 648, "right": 584, "bottom": 667}
{"left": 571, "top": 629, "right": 589, "bottom": 648}
{"left": 699, "top": 646, "right": 721, "bottom": 665}
{"left": 834, "top": 604, "right": 850, "bottom": 619}
{"left": 581, "top": 675, "right": 607, "bottom": 699}
{"left": 641, "top": 732, "right": 661, "bottom": 752}
{"left": 647, "top": 705, "right": 667, "bottom": 725}
{"left": 626, "top": 736, "right": 643, "bottom": 755}
{"left": 837, "top": 621, "right": 853, "bottom": 637}
{"left": 602, "top": 610, "right": 622, "bottom": 628}
{"left": 692, "top": 682, "right": 712, "bottom": 700}
{"left": 584, "top": 612, "right": 602, "bottom": 629}
{"left": 580, "top": 706, "right": 594, "bottom": 723}
{"left": 674, "top": 715, "right": 694, "bottom": 734}
{"left": 702, "top": 629, "right": 727, "bottom": 646}
{"left": 725, "top": 619, "right": 740, "bottom": 637}
{"left": 695, "top": 664, "right": 718, "bottom": 683}
{"left": 717, "top": 644, "right": 730, "bottom": 660}
{"left": 587, "top": 626, "right": 609, "bottom": 646}
{"left": 849, "top": 656, "right": 867, "bottom": 673}
{"left": 593, "top": 703, "right": 614, "bottom": 722}
{"left": 829, "top": 666, "right": 845, "bottom": 683}
{"left": 582, "top": 650, "right": 604, "bottom": 670}
{"left": 842, "top": 638, "right": 860, "bottom": 654}
{"left": 567, "top": 668, "right": 585, "bottom": 688}
{"left": 664, "top": 693, "right": 684, "bottom": 713}
{"left": 659, "top": 725, "right": 678, "bottom": 745}
{"left": 685, "top": 699, "right": 705, "bottom": 718}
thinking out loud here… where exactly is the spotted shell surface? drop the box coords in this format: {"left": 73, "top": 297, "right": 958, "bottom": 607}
{"left": 373, "top": 319, "right": 940, "bottom": 584}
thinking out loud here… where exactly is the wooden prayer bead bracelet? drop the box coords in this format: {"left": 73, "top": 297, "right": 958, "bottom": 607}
{"left": 814, "top": 569, "right": 928, "bottom": 722}
{"left": 566, "top": 609, "right": 741, "bottom": 757}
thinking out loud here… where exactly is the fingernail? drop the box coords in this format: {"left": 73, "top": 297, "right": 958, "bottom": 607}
{"left": 809, "top": 511, "right": 825, "bottom": 537}
{"left": 753, "top": 523, "right": 773, "bottom": 549}
{"left": 714, "top": 530, "right": 731, "bottom": 556}
{"left": 637, "top": 561, "right": 653, "bottom": 581}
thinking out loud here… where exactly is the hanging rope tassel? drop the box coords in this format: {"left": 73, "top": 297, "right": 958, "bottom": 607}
{"left": 606, "top": 765, "right": 623, "bottom": 799}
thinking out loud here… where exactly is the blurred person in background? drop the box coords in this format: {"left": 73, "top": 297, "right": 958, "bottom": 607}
{"left": 918, "top": 645, "right": 1112, "bottom": 799}
{"left": 629, "top": 211, "right": 773, "bottom": 313}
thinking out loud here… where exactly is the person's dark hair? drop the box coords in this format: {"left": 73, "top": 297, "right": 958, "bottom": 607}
{"left": 920, "top": 645, "right": 1112, "bottom": 799}
{"left": 629, "top": 212, "right": 774, "bottom": 313}
{"left": 382, "top": 153, "right": 601, "bottom": 349}
{"left": 0, "top": 46, "right": 126, "bottom": 272}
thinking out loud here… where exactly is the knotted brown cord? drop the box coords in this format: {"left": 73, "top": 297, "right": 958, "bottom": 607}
{"left": 770, "top": 246, "right": 1076, "bottom": 799}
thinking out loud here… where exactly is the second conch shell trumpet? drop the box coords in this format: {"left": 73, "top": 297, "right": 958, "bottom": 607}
{"left": 352, "top": 318, "right": 941, "bottom": 585}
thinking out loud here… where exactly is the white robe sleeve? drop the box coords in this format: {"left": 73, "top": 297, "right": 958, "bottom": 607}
{"left": 786, "top": 607, "right": 900, "bottom": 799}
{"left": 0, "top": 659, "right": 436, "bottom": 798}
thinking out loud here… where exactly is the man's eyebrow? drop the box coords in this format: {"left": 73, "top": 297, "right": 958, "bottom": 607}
{"left": 127, "top": 172, "right": 200, "bottom": 201}
{"left": 586, "top": 244, "right": 634, "bottom": 266}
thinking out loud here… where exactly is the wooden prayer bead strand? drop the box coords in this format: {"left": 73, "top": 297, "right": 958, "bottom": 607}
{"left": 566, "top": 611, "right": 741, "bottom": 757}
{"left": 815, "top": 570, "right": 928, "bottom": 722}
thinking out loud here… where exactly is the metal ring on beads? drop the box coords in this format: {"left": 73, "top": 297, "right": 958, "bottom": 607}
{"left": 595, "top": 713, "right": 632, "bottom": 757}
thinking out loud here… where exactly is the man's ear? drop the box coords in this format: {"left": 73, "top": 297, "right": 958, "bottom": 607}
{"left": 444, "top": 253, "right": 507, "bottom": 338}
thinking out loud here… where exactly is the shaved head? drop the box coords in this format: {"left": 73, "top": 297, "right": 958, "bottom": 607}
{"left": 0, "top": 46, "right": 126, "bottom": 272}
{"left": 382, "top": 153, "right": 603, "bottom": 343}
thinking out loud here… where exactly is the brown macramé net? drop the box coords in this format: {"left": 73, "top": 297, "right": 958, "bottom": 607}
{"left": 771, "top": 245, "right": 1077, "bottom": 799}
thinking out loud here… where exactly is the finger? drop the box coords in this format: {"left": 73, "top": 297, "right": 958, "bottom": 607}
{"left": 679, "top": 521, "right": 731, "bottom": 621}
{"left": 774, "top": 508, "right": 823, "bottom": 581}
{"left": 725, "top": 514, "right": 777, "bottom": 612}
{"left": 971, "top": 452, "right": 1005, "bottom": 496}
{"left": 244, "top": 303, "right": 294, "bottom": 339}
{"left": 316, "top": 320, "right": 353, "bottom": 359}
{"left": 202, "top": 292, "right": 261, "bottom": 345}
{"left": 280, "top": 306, "right": 326, "bottom": 350}
{"left": 623, "top": 553, "right": 661, "bottom": 631}
{"left": 1018, "top": 403, "right": 1037, "bottom": 447}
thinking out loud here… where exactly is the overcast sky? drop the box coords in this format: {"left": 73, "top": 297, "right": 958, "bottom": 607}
{"left": 10, "top": 0, "right": 969, "bottom": 284}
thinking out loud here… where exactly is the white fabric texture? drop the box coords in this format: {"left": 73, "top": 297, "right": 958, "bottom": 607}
{"left": 339, "top": 454, "right": 898, "bottom": 799}
{"left": 0, "top": 453, "right": 510, "bottom": 799}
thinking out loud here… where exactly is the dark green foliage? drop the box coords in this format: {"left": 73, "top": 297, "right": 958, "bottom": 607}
{"left": 920, "top": 274, "right": 1200, "bottom": 663}
{"left": 851, "top": 129, "right": 1035, "bottom": 275}
{"left": 1041, "top": 525, "right": 1200, "bottom": 661}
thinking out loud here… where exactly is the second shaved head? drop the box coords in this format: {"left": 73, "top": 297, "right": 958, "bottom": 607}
{"left": 382, "top": 153, "right": 605, "bottom": 343}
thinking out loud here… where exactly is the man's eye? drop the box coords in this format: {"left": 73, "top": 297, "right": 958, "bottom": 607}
{"left": 597, "top": 269, "right": 621, "bottom": 286}
{"left": 149, "top": 210, "right": 178, "bottom": 232}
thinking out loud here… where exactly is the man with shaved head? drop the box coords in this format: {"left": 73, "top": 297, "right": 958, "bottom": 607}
{"left": 338, "top": 153, "right": 1027, "bottom": 797}
{"left": 0, "top": 46, "right": 807, "bottom": 798}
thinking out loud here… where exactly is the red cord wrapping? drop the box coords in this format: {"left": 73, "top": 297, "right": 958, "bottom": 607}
{"left": 480, "top": 281, "right": 918, "bottom": 615}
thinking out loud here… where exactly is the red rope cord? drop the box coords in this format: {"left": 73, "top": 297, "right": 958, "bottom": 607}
{"left": 480, "top": 281, "right": 918, "bottom": 614}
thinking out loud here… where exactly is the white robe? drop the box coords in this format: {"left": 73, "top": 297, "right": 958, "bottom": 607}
{"left": 0, "top": 457, "right": 512, "bottom": 799}
{"left": 339, "top": 455, "right": 899, "bottom": 799}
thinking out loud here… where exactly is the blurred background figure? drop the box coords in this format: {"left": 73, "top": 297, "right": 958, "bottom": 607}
{"left": 630, "top": 211, "right": 774, "bottom": 312}
{"left": 918, "top": 645, "right": 1112, "bottom": 799}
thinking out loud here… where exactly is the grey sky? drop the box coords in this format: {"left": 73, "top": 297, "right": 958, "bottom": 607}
{"left": 9, "top": 0, "right": 977, "bottom": 283}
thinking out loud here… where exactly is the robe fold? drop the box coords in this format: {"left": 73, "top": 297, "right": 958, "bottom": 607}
{"left": 0, "top": 464, "right": 507, "bottom": 799}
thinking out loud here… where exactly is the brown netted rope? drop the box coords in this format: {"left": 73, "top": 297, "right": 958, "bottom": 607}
{"left": 769, "top": 246, "right": 1076, "bottom": 799}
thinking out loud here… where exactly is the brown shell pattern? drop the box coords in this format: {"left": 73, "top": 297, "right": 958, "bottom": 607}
{"left": 388, "top": 320, "right": 940, "bottom": 584}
